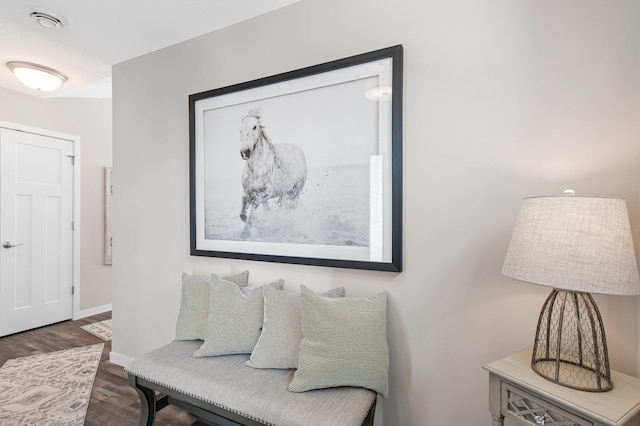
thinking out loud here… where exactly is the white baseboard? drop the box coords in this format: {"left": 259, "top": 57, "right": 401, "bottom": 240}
{"left": 109, "top": 351, "right": 134, "bottom": 367}
{"left": 76, "top": 303, "right": 112, "bottom": 319}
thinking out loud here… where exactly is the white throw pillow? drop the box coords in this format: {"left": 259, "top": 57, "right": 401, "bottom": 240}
{"left": 245, "top": 286, "right": 345, "bottom": 369}
{"left": 288, "top": 285, "right": 389, "bottom": 397}
{"left": 193, "top": 275, "right": 284, "bottom": 357}
{"left": 175, "top": 271, "right": 249, "bottom": 340}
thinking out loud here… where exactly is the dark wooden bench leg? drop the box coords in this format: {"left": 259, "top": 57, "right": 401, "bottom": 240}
{"left": 129, "top": 374, "right": 160, "bottom": 426}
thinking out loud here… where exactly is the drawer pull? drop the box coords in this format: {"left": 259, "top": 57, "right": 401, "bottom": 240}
{"left": 534, "top": 414, "right": 549, "bottom": 425}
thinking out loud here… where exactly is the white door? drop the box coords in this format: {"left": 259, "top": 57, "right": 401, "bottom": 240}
{"left": 0, "top": 128, "right": 75, "bottom": 337}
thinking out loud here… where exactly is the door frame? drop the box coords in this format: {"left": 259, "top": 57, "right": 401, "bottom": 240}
{"left": 0, "top": 121, "right": 81, "bottom": 320}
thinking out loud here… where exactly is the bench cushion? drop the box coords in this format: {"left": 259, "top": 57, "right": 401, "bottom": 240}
{"left": 125, "top": 341, "right": 376, "bottom": 426}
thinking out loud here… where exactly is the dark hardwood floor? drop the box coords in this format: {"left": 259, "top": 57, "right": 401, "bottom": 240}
{"left": 0, "top": 312, "right": 200, "bottom": 426}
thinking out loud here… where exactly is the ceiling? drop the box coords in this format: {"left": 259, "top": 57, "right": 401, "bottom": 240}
{"left": 0, "top": 0, "right": 300, "bottom": 99}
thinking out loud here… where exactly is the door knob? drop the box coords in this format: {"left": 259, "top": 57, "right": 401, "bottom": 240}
{"left": 3, "top": 241, "right": 23, "bottom": 248}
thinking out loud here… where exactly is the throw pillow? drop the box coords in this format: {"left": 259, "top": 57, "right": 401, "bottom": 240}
{"left": 288, "top": 285, "right": 389, "bottom": 397}
{"left": 245, "top": 286, "right": 345, "bottom": 369}
{"left": 193, "top": 275, "right": 284, "bottom": 357}
{"left": 175, "top": 271, "right": 249, "bottom": 340}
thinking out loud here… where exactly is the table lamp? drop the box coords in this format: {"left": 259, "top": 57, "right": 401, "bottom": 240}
{"left": 502, "top": 191, "right": 640, "bottom": 392}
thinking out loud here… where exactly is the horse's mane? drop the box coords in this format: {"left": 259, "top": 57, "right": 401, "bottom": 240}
{"left": 244, "top": 106, "right": 272, "bottom": 143}
{"left": 258, "top": 122, "right": 273, "bottom": 143}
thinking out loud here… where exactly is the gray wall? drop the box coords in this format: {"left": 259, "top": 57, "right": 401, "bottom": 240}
{"left": 0, "top": 87, "right": 113, "bottom": 313}
{"left": 111, "top": 0, "right": 640, "bottom": 424}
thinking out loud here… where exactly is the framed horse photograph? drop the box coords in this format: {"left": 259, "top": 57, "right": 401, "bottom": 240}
{"left": 189, "top": 45, "right": 403, "bottom": 272}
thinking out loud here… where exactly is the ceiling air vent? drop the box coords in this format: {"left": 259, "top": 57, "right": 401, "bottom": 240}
{"left": 29, "top": 11, "right": 65, "bottom": 29}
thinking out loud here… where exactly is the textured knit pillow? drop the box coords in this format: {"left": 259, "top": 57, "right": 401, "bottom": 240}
{"left": 193, "top": 275, "right": 284, "bottom": 357}
{"left": 245, "top": 286, "right": 345, "bottom": 369}
{"left": 289, "top": 285, "right": 389, "bottom": 397}
{"left": 175, "top": 271, "right": 249, "bottom": 340}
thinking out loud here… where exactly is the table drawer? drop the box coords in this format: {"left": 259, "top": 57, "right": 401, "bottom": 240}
{"left": 502, "top": 383, "right": 592, "bottom": 426}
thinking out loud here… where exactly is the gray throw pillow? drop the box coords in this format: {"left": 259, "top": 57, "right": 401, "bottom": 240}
{"left": 175, "top": 271, "right": 249, "bottom": 340}
{"left": 288, "top": 285, "right": 389, "bottom": 397}
{"left": 245, "top": 286, "right": 345, "bottom": 369}
{"left": 193, "top": 275, "right": 284, "bottom": 357}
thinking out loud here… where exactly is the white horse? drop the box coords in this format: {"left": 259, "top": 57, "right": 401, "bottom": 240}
{"left": 239, "top": 106, "right": 307, "bottom": 238}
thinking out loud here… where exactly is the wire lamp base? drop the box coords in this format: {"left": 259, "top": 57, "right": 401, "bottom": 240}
{"left": 531, "top": 289, "right": 612, "bottom": 392}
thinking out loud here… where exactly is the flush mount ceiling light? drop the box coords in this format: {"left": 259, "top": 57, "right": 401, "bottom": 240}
{"left": 6, "top": 61, "right": 68, "bottom": 91}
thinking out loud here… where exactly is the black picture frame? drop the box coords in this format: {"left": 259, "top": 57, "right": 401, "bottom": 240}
{"left": 189, "top": 45, "right": 403, "bottom": 272}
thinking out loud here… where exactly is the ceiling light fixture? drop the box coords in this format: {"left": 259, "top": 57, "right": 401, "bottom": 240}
{"left": 6, "top": 61, "right": 68, "bottom": 91}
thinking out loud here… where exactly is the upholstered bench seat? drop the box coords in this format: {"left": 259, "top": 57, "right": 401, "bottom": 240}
{"left": 125, "top": 340, "right": 377, "bottom": 426}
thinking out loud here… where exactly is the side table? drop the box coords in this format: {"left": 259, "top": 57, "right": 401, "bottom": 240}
{"left": 484, "top": 349, "right": 640, "bottom": 426}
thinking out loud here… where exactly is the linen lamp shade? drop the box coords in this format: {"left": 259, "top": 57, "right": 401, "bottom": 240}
{"left": 503, "top": 195, "right": 640, "bottom": 295}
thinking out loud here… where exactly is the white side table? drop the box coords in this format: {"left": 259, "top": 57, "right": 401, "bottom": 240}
{"left": 484, "top": 349, "right": 640, "bottom": 426}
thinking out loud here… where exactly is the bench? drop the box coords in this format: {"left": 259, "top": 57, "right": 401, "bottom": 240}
{"left": 126, "top": 340, "right": 377, "bottom": 426}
